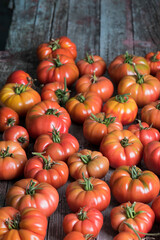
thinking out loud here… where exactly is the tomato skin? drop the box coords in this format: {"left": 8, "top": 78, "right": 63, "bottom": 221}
{"left": 0, "top": 206, "right": 48, "bottom": 240}
{"left": 83, "top": 112, "right": 123, "bottom": 145}
{"left": 6, "top": 70, "right": 33, "bottom": 86}
{"left": 66, "top": 91, "right": 102, "bottom": 124}
{"left": 110, "top": 165, "right": 160, "bottom": 203}
{"left": 145, "top": 51, "right": 160, "bottom": 75}
{"left": 110, "top": 202, "right": 155, "bottom": 238}
{"left": 100, "top": 130, "right": 143, "bottom": 168}
{"left": 113, "top": 231, "right": 139, "bottom": 240}
{"left": 6, "top": 178, "right": 59, "bottom": 217}
{"left": 67, "top": 149, "right": 109, "bottom": 179}
{"left": 0, "top": 107, "right": 19, "bottom": 132}
{"left": 63, "top": 206, "right": 103, "bottom": 237}
{"left": 151, "top": 195, "right": 160, "bottom": 223}
{"left": 156, "top": 69, "right": 160, "bottom": 81}
{"left": 75, "top": 74, "right": 114, "bottom": 102}
{"left": 25, "top": 100, "right": 71, "bottom": 139}
{"left": 63, "top": 231, "right": 90, "bottom": 240}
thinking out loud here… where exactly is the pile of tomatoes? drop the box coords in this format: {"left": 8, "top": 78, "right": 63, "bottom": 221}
{"left": 0, "top": 36, "right": 160, "bottom": 240}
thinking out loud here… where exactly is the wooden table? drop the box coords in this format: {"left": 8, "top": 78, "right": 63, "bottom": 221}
{"left": 0, "top": 0, "right": 160, "bottom": 239}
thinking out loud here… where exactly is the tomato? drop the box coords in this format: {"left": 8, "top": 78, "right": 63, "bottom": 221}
{"left": 145, "top": 51, "right": 160, "bottom": 75}
{"left": 6, "top": 178, "right": 59, "bottom": 217}
{"left": 103, "top": 94, "right": 138, "bottom": 125}
{"left": 0, "top": 206, "right": 48, "bottom": 240}
{"left": 36, "top": 55, "right": 79, "bottom": 86}
{"left": 75, "top": 73, "right": 114, "bottom": 102}
{"left": 151, "top": 195, "right": 160, "bottom": 223}
{"left": 156, "top": 69, "right": 160, "bottom": 81}
{"left": 63, "top": 231, "right": 93, "bottom": 240}
{"left": 141, "top": 100, "right": 160, "bottom": 130}
{"left": 25, "top": 100, "right": 71, "bottom": 139}
{"left": 41, "top": 78, "right": 70, "bottom": 106}
{"left": 117, "top": 69, "right": 160, "bottom": 107}
{"left": 77, "top": 53, "right": 106, "bottom": 76}
{"left": 110, "top": 165, "right": 160, "bottom": 203}
{"left": 34, "top": 129, "right": 79, "bottom": 162}
{"left": 6, "top": 70, "right": 34, "bottom": 86}
{"left": 83, "top": 112, "right": 123, "bottom": 145}
{"left": 66, "top": 91, "right": 102, "bottom": 124}
{"left": 100, "top": 130, "right": 143, "bottom": 168}
{"left": 128, "top": 120, "right": 160, "bottom": 146}
{"left": 67, "top": 149, "right": 109, "bottom": 179}
{"left": 37, "top": 36, "right": 77, "bottom": 60}
{"left": 63, "top": 206, "right": 103, "bottom": 237}
{"left": 144, "top": 141, "right": 160, "bottom": 175}
{"left": 66, "top": 174, "right": 111, "bottom": 212}
{"left": 0, "top": 141, "right": 27, "bottom": 180}
{"left": 3, "top": 125, "right": 29, "bottom": 149}
{"left": 108, "top": 51, "right": 150, "bottom": 84}
{"left": 0, "top": 83, "right": 41, "bottom": 116}
{"left": 113, "top": 232, "right": 139, "bottom": 240}
{"left": 0, "top": 107, "right": 19, "bottom": 132}
{"left": 24, "top": 153, "right": 69, "bottom": 189}
{"left": 110, "top": 202, "right": 155, "bottom": 238}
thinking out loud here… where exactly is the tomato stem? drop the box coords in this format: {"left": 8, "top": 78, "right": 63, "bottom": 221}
{"left": 150, "top": 52, "right": 160, "bottom": 62}
{"left": 5, "top": 213, "right": 20, "bottom": 230}
{"left": 77, "top": 207, "right": 88, "bottom": 220}
{"left": 124, "top": 51, "right": 133, "bottom": 65}
{"left": 136, "top": 119, "right": 151, "bottom": 130}
{"left": 32, "top": 152, "right": 60, "bottom": 170}
{"left": 80, "top": 154, "right": 92, "bottom": 164}
{"left": 120, "top": 137, "right": 132, "bottom": 147}
{"left": 7, "top": 117, "right": 15, "bottom": 127}
{"left": 129, "top": 166, "right": 142, "bottom": 179}
{"left": 79, "top": 173, "right": 93, "bottom": 191}
{"left": 45, "top": 108, "right": 60, "bottom": 117}
{"left": 55, "top": 77, "right": 70, "bottom": 106}
{"left": 133, "top": 65, "right": 144, "bottom": 84}
{"left": 14, "top": 84, "right": 28, "bottom": 94}
{"left": 53, "top": 55, "right": 63, "bottom": 67}
{"left": 76, "top": 93, "right": 86, "bottom": 103}
{"left": 85, "top": 52, "right": 94, "bottom": 64}
{"left": 51, "top": 128, "right": 61, "bottom": 143}
{"left": 0, "top": 146, "right": 13, "bottom": 158}
{"left": 90, "top": 113, "right": 116, "bottom": 126}
{"left": 26, "top": 179, "right": 42, "bottom": 196}
{"left": 18, "top": 136, "right": 28, "bottom": 144}
{"left": 122, "top": 202, "right": 145, "bottom": 219}
{"left": 90, "top": 72, "right": 97, "bottom": 83}
{"left": 115, "top": 93, "right": 130, "bottom": 103}
{"left": 49, "top": 39, "right": 60, "bottom": 51}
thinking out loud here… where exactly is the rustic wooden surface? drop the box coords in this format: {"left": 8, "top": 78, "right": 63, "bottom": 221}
{"left": 0, "top": 0, "right": 160, "bottom": 239}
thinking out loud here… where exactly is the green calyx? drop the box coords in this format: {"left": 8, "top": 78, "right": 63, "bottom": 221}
{"left": 55, "top": 77, "right": 70, "bottom": 106}
{"left": 115, "top": 93, "right": 130, "bottom": 103}
{"left": 136, "top": 119, "right": 151, "bottom": 130}
{"left": 79, "top": 173, "right": 93, "bottom": 191}
{"left": 76, "top": 93, "right": 86, "bottom": 103}
{"left": 18, "top": 136, "right": 28, "bottom": 144}
{"left": 129, "top": 165, "right": 142, "bottom": 179}
{"left": 85, "top": 52, "right": 94, "bottom": 64}
{"left": 25, "top": 179, "right": 42, "bottom": 196}
{"left": 77, "top": 207, "right": 88, "bottom": 221}
{"left": 124, "top": 51, "right": 133, "bottom": 64}
{"left": 123, "top": 202, "right": 145, "bottom": 219}
{"left": 45, "top": 108, "right": 60, "bottom": 117}
{"left": 32, "top": 152, "right": 60, "bottom": 170}
{"left": 14, "top": 84, "right": 28, "bottom": 94}
{"left": 5, "top": 213, "right": 20, "bottom": 230}
{"left": 51, "top": 128, "right": 61, "bottom": 143}
{"left": 48, "top": 39, "right": 60, "bottom": 51}
{"left": 0, "top": 146, "right": 13, "bottom": 158}
{"left": 150, "top": 52, "right": 160, "bottom": 62}
{"left": 80, "top": 154, "right": 92, "bottom": 164}
{"left": 134, "top": 65, "right": 144, "bottom": 84}
{"left": 53, "top": 55, "right": 63, "bottom": 67}
{"left": 90, "top": 72, "right": 97, "bottom": 83}
{"left": 7, "top": 117, "right": 15, "bottom": 127}
{"left": 120, "top": 137, "right": 132, "bottom": 147}
{"left": 90, "top": 113, "right": 116, "bottom": 126}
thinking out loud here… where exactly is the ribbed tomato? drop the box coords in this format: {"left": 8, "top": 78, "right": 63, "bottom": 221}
{"left": 6, "top": 70, "right": 34, "bottom": 86}
{"left": 145, "top": 51, "right": 160, "bottom": 75}
{"left": 0, "top": 107, "right": 19, "bottom": 132}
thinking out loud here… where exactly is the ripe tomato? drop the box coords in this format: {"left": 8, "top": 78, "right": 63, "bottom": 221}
{"left": 0, "top": 106, "right": 19, "bottom": 132}
{"left": 103, "top": 94, "right": 138, "bottom": 125}
{"left": 63, "top": 206, "right": 103, "bottom": 237}
{"left": 65, "top": 91, "right": 102, "bottom": 124}
{"left": 66, "top": 174, "right": 111, "bottom": 212}
{"left": 110, "top": 202, "right": 155, "bottom": 238}
{"left": 113, "top": 232, "right": 139, "bottom": 240}
{"left": 83, "top": 112, "right": 123, "bottom": 145}
{"left": 63, "top": 231, "right": 93, "bottom": 240}
{"left": 0, "top": 140, "right": 27, "bottom": 180}
{"left": 77, "top": 53, "right": 106, "bottom": 76}
{"left": 24, "top": 153, "right": 69, "bottom": 189}
{"left": 25, "top": 100, "right": 71, "bottom": 139}
{"left": 100, "top": 130, "right": 143, "bottom": 168}
{"left": 110, "top": 165, "right": 160, "bottom": 203}
{"left": 156, "top": 69, "right": 160, "bottom": 81}
{"left": 6, "top": 178, "right": 59, "bottom": 217}
{"left": 151, "top": 195, "right": 160, "bottom": 223}
{"left": 75, "top": 73, "right": 114, "bottom": 102}
{"left": 108, "top": 51, "right": 150, "bottom": 84}
{"left": 0, "top": 206, "right": 48, "bottom": 240}
{"left": 145, "top": 51, "right": 160, "bottom": 75}
{"left": 0, "top": 83, "right": 41, "bottom": 116}
{"left": 67, "top": 149, "right": 109, "bottom": 179}
{"left": 36, "top": 55, "right": 79, "bottom": 86}
{"left": 6, "top": 70, "right": 34, "bottom": 86}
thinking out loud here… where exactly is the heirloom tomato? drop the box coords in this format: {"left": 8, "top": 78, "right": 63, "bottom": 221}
{"left": 151, "top": 195, "right": 160, "bottom": 223}
{"left": 113, "top": 231, "right": 139, "bottom": 240}
{"left": 6, "top": 178, "right": 59, "bottom": 217}
{"left": 145, "top": 51, "right": 160, "bottom": 75}
{"left": 156, "top": 69, "right": 160, "bottom": 81}
{"left": 63, "top": 231, "right": 93, "bottom": 240}
{"left": 100, "top": 130, "right": 143, "bottom": 168}
{"left": 6, "top": 70, "right": 34, "bottom": 86}
{"left": 0, "top": 106, "right": 19, "bottom": 132}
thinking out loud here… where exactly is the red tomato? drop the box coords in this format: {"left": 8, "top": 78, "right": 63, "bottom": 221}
{"left": 67, "top": 149, "right": 109, "bottom": 179}
{"left": 63, "top": 206, "right": 103, "bottom": 237}
{"left": 110, "top": 202, "right": 155, "bottom": 237}
{"left": 6, "top": 70, "right": 34, "bottom": 86}
{"left": 100, "top": 130, "right": 143, "bottom": 168}
{"left": 108, "top": 51, "right": 150, "bottom": 84}
{"left": 156, "top": 69, "right": 160, "bottom": 81}
{"left": 128, "top": 120, "right": 160, "bottom": 146}
{"left": 145, "top": 51, "right": 160, "bottom": 75}
{"left": 103, "top": 94, "right": 138, "bottom": 125}
{"left": 24, "top": 153, "right": 69, "bottom": 189}
{"left": 75, "top": 73, "right": 114, "bottom": 102}
{"left": 0, "top": 106, "right": 19, "bottom": 132}
{"left": 6, "top": 178, "right": 59, "bottom": 217}
{"left": 110, "top": 165, "right": 160, "bottom": 203}
{"left": 3, "top": 125, "right": 29, "bottom": 149}
{"left": 63, "top": 231, "right": 93, "bottom": 240}
{"left": 65, "top": 91, "right": 102, "bottom": 124}
{"left": 25, "top": 100, "right": 71, "bottom": 139}
{"left": 0, "top": 141, "right": 27, "bottom": 180}
{"left": 83, "top": 112, "right": 123, "bottom": 145}
{"left": 151, "top": 195, "right": 160, "bottom": 223}
{"left": 77, "top": 53, "right": 106, "bottom": 76}
{"left": 36, "top": 55, "right": 79, "bottom": 86}
{"left": 0, "top": 206, "right": 48, "bottom": 240}
{"left": 113, "top": 232, "right": 139, "bottom": 240}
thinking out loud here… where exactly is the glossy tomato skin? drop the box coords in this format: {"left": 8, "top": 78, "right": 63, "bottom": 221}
{"left": 83, "top": 112, "right": 123, "bottom": 145}
{"left": 6, "top": 178, "right": 59, "bottom": 217}
{"left": 100, "top": 130, "right": 143, "bottom": 168}
{"left": 151, "top": 195, "right": 160, "bottom": 223}
{"left": 110, "top": 165, "right": 160, "bottom": 203}
{"left": 110, "top": 202, "right": 155, "bottom": 238}
{"left": 0, "top": 106, "right": 19, "bottom": 132}
{"left": 66, "top": 91, "right": 102, "bottom": 124}
{"left": 63, "top": 231, "right": 90, "bottom": 240}
{"left": 0, "top": 141, "right": 27, "bottom": 180}
{"left": 103, "top": 94, "right": 138, "bottom": 125}
{"left": 63, "top": 206, "right": 103, "bottom": 237}
{"left": 67, "top": 149, "right": 109, "bottom": 179}
{"left": 25, "top": 100, "right": 71, "bottom": 139}
{"left": 113, "top": 231, "right": 139, "bottom": 240}
{"left": 145, "top": 51, "right": 160, "bottom": 75}
{"left": 0, "top": 206, "right": 48, "bottom": 240}
{"left": 75, "top": 74, "right": 114, "bottom": 102}
{"left": 6, "top": 70, "right": 33, "bottom": 86}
